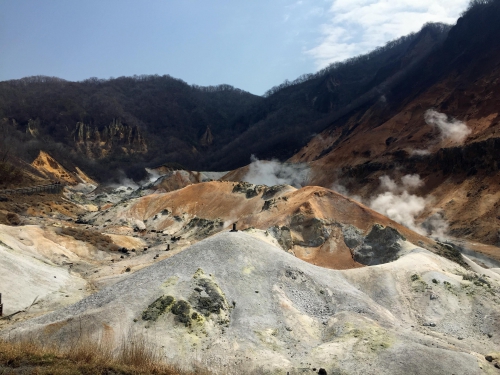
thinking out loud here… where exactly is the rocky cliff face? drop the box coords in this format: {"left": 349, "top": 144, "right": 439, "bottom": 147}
{"left": 199, "top": 126, "right": 214, "bottom": 147}
{"left": 72, "top": 119, "right": 147, "bottom": 158}
{"left": 31, "top": 151, "right": 97, "bottom": 185}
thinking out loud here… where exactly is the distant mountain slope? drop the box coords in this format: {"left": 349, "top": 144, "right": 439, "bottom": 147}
{"left": 207, "top": 1, "right": 500, "bottom": 172}
{"left": 288, "top": 0, "right": 500, "bottom": 246}
{"left": 0, "top": 75, "right": 262, "bottom": 181}
{"left": 205, "top": 22, "right": 452, "bottom": 170}
{"left": 0, "top": 21, "right": 454, "bottom": 180}
{"left": 1, "top": 1, "right": 499, "bottom": 189}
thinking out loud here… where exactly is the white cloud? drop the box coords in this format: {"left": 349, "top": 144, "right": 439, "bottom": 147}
{"left": 306, "top": 0, "right": 470, "bottom": 69}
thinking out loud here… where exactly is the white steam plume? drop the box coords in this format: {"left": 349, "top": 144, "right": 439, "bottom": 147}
{"left": 424, "top": 109, "right": 471, "bottom": 144}
{"left": 144, "top": 168, "right": 163, "bottom": 185}
{"left": 421, "top": 212, "right": 449, "bottom": 240}
{"left": 110, "top": 168, "right": 167, "bottom": 191}
{"left": 331, "top": 182, "right": 363, "bottom": 203}
{"left": 378, "top": 174, "right": 423, "bottom": 193}
{"left": 243, "top": 155, "right": 310, "bottom": 188}
{"left": 370, "top": 174, "right": 427, "bottom": 234}
{"left": 401, "top": 174, "right": 424, "bottom": 190}
{"left": 368, "top": 174, "right": 448, "bottom": 240}
{"left": 409, "top": 149, "right": 431, "bottom": 156}
{"left": 370, "top": 190, "right": 427, "bottom": 233}
{"left": 111, "top": 170, "right": 140, "bottom": 190}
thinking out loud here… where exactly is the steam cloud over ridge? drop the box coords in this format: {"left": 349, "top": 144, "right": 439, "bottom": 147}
{"left": 333, "top": 174, "right": 448, "bottom": 239}
{"left": 243, "top": 155, "right": 310, "bottom": 188}
{"left": 369, "top": 174, "right": 427, "bottom": 234}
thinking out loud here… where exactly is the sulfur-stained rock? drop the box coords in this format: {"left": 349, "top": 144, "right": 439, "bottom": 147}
{"left": 142, "top": 295, "right": 175, "bottom": 321}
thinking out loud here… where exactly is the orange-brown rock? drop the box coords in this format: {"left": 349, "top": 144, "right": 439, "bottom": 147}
{"left": 97, "top": 181, "right": 437, "bottom": 270}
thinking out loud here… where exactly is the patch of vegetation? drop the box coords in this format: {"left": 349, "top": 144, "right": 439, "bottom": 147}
{"left": 410, "top": 273, "right": 428, "bottom": 292}
{"left": 182, "top": 217, "right": 224, "bottom": 240}
{"left": 346, "top": 325, "right": 393, "bottom": 353}
{"left": 0, "top": 161, "right": 23, "bottom": 188}
{"left": 461, "top": 272, "right": 498, "bottom": 297}
{"left": 442, "top": 281, "right": 456, "bottom": 294}
{"left": 462, "top": 273, "right": 477, "bottom": 281}
{"left": 60, "top": 227, "right": 119, "bottom": 252}
{"left": 193, "top": 278, "right": 227, "bottom": 316}
{"left": 460, "top": 272, "right": 491, "bottom": 288}
{"left": 142, "top": 295, "right": 175, "bottom": 321}
{"left": 187, "top": 269, "right": 231, "bottom": 329}
{"left": 433, "top": 242, "right": 469, "bottom": 269}
{"left": 473, "top": 278, "right": 491, "bottom": 288}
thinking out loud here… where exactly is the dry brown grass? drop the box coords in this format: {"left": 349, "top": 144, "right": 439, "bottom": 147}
{"left": 0, "top": 161, "right": 24, "bottom": 189}
{"left": 60, "top": 227, "right": 119, "bottom": 252}
{"left": 0, "top": 333, "right": 208, "bottom": 375}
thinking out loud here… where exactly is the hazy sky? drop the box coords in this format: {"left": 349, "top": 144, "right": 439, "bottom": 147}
{"left": 0, "top": 0, "right": 470, "bottom": 95}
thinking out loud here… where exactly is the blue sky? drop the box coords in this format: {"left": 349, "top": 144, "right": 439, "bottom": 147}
{"left": 0, "top": 0, "right": 470, "bottom": 95}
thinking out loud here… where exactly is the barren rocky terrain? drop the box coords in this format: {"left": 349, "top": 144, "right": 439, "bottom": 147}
{"left": 1, "top": 3, "right": 500, "bottom": 373}
{"left": 0, "top": 153, "right": 499, "bottom": 373}
{"left": 3, "top": 231, "right": 500, "bottom": 374}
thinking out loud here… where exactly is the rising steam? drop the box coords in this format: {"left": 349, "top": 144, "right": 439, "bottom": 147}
{"left": 424, "top": 109, "right": 471, "bottom": 144}
{"left": 369, "top": 174, "right": 427, "bottom": 234}
{"left": 243, "top": 155, "right": 310, "bottom": 188}
{"left": 409, "top": 149, "right": 431, "bottom": 156}
{"left": 368, "top": 174, "right": 448, "bottom": 239}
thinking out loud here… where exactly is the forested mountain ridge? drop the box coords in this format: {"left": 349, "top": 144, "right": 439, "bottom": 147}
{"left": 0, "top": 21, "right": 449, "bottom": 180}
{"left": 206, "top": 22, "right": 452, "bottom": 170}
{"left": 289, "top": 0, "right": 500, "bottom": 246}
{"left": 0, "top": 0, "right": 498, "bottom": 183}
{"left": 0, "top": 75, "right": 262, "bottom": 180}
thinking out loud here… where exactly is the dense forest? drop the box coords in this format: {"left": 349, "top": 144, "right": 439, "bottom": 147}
{"left": 0, "top": 76, "right": 262, "bottom": 180}
{"left": 0, "top": 0, "right": 498, "bottom": 183}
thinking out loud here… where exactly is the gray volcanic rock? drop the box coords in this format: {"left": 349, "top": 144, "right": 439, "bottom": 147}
{"left": 342, "top": 224, "right": 364, "bottom": 249}
{"left": 267, "top": 225, "right": 293, "bottom": 250}
{"left": 344, "top": 224, "right": 405, "bottom": 266}
{"left": 3, "top": 232, "right": 497, "bottom": 374}
{"left": 290, "top": 215, "right": 329, "bottom": 247}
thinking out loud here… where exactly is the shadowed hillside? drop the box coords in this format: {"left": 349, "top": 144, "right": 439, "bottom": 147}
{"left": 0, "top": 76, "right": 261, "bottom": 181}
{"left": 0, "top": 1, "right": 499, "bottom": 188}
{"left": 288, "top": 0, "right": 500, "bottom": 246}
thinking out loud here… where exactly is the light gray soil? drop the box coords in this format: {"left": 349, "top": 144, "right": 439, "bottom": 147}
{"left": 4, "top": 232, "right": 499, "bottom": 374}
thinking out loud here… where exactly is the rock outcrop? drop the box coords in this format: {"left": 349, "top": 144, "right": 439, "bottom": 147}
{"left": 31, "top": 151, "right": 96, "bottom": 185}
{"left": 199, "top": 126, "right": 214, "bottom": 147}
{"left": 72, "top": 119, "right": 147, "bottom": 158}
{"left": 347, "top": 224, "right": 407, "bottom": 266}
